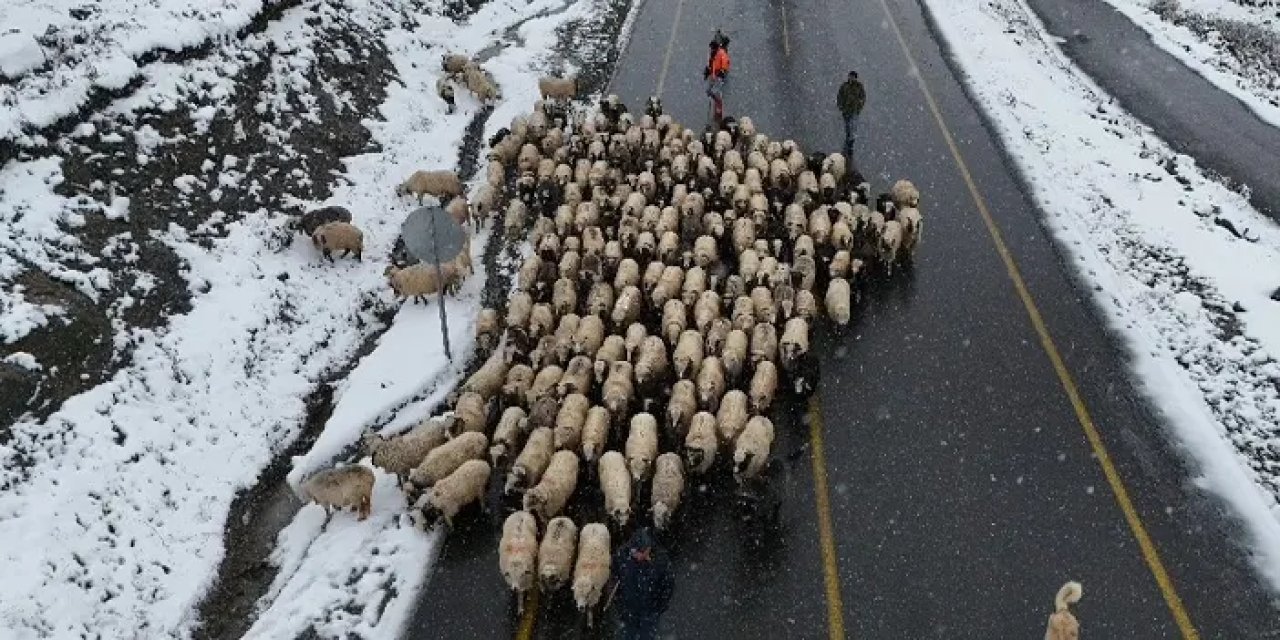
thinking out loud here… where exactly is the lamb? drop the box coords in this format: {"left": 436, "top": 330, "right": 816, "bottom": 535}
{"left": 385, "top": 262, "right": 462, "bottom": 303}
{"left": 506, "top": 427, "right": 554, "bottom": 494}
{"left": 553, "top": 393, "right": 591, "bottom": 451}
{"left": 721, "top": 329, "right": 749, "bottom": 383}
{"left": 1045, "top": 581, "right": 1083, "bottom": 640}
{"left": 749, "top": 360, "right": 779, "bottom": 414}
{"left": 573, "top": 523, "right": 612, "bottom": 628}
{"left": 397, "top": 170, "right": 463, "bottom": 201}
{"left": 683, "top": 412, "right": 718, "bottom": 474}
{"left": 523, "top": 450, "right": 579, "bottom": 523}
{"left": 416, "top": 459, "right": 490, "bottom": 529}
{"left": 673, "top": 329, "right": 705, "bottom": 380}
{"left": 715, "top": 390, "right": 751, "bottom": 444}
{"left": 826, "top": 277, "right": 852, "bottom": 326}
{"left": 311, "top": 221, "right": 364, "bottom": 261}
{"left": 499, "top": 511, "right": 540, "bottom": 613}
{"left": 296, "top": 205, "right": 353, "bottom": 236}
{"left": 364, "top": 418, "right": 448, "bottom": 478}
{"left": 780, "top": 317, "right": 810, "bottom": 371}
{"left": 891, "top": 179, "right": 920, "bottom": 208}
{"left": 651, "top": 453, "right": 685, "bottom": 531}
{"left": 407, "top": 431, "right": 488, "bottom": 492}
{"left": 750, "top": 321, "right": 778, "bottom": 364}
{"left": 490, "top": 407, "right": 531, "bottom": 467}
{"left": 626, "top": 413, "right": 660, "bottom": 483}
{"left": 666, "top": 379, "right": 698, "bottom": 442}
{"left": 448, "top": 391, "right": 490, "bottom": 436}
{"left": 733, "top": 416, "right": 775, "bottom": 484}
{"left": 695, "top": 356, "right": 727, "bottom": 413}
{"left": 598, "top": 450, "right": 632, "bottom": 528}
{"left": 661, "top": 299, "right": 687, "bottom": 346}
{"left": 581, "top": 406, "right": 612, "bottom": 463}
{"left": 539, "top": 76, "right": 578, "bottom": 102}
{"left": 602, "top": 360, "right": 635, "bottom": 419}
{"left": 299, "top": 465, "right": 375, "bottom": 520}
{"left": 538, "top": 516, "right": 578, "bottom": 591}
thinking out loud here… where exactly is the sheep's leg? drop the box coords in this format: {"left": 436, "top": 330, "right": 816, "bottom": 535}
{"left": 323, "top": 248, "right": 334, "bottom": 262}
{"left": 357, "top": 495, "right": 371, "bottom": 521}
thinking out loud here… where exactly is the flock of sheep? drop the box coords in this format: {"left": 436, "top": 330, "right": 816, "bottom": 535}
{"left": 295, "top": 75, "right": 924, "bottom": 626}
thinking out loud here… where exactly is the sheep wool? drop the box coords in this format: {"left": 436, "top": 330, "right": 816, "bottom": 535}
{"left": 715, "top": 390, "right": 750, "bottom": 444}
{"left": 626, "top": 413, "right": 660, "bottom": 483}
{"left": 300, "top": 465, "right": 375, "bottom": 520}
{"left": 365, "top": 418, "right": 448, "bottom": 478}
{"left": 598, "top": 450, "right": 632, "bottom": 528}
{"left": 826, "top": 277, "right": 852, "bottom": 326}
{"left": 573, "top": 523, "right": 613, "bottom": 628}
{"left": 507, "top": 427, "right": 554, "bottom": 494}
{"left": 417, "top": 459, "right": 490, "bottom": 529}
{"left": 733, "top": 416, "right": 775, "bottom": 483}
{"left": 684, "top": 412, "right": 719, "bottom": 474}
{"left": 523, "top": 449, "right": 580, "bottom": 522}
{"left": 581, "top": 406, "right": 612, "bottom": 463}
{"left": 538, "top": 516, "right": 579, "bottom": 591}
{"left": 499, "top": 511, "right": 540, "bottom": 612}
{"left": 490, "top": 406, "right": 530, "bottom": 467}
{"left": 311, "top": 221, "right": 364, "bottom": 262}
{"left": 651, "top": 452, "right": 685, "bottom": 531}
{"left": 408, "top": 431, "right": 487, "bottom": 491}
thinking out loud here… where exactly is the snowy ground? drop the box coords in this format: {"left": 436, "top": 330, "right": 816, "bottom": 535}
{"left": 1097, "top": 0, "right": 1280, "bottom": 128}
{"left": 919, "top": 0, "right": 1280, "bottom": 589}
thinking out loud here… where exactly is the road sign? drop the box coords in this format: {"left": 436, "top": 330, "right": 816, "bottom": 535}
{"left": 401, "top": 205, "right": 470, "bottom": 360}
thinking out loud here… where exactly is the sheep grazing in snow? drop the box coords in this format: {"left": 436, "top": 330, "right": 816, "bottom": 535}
{"left": 573, "top": 523, "right": 612, "bottom": 628}
{"left": 599, "top": 450, "right": 632, "bottom": 528}
{"left": 296, "top": 205, "right": 353, "bottom": 236}
{"left": 523, "top": 449, "right": 580, "bottom": 523}
{"left": 651, "top": 452, "right": 685, "bottom": 531}
{"left": 397, "top": 169, "right": 463, "bottom": 201}
{"left": 1045, "top": 581, "right": 1084, "bottom": 640}
{"left": 462, "top": 351, "right": 508, "bottom": 399}
{"left": 299, "top": 464, "right": 375, "bottom": 520}
{"left": 364, "top": 418, "right": 448, "bottom": 478}
{"left": 539, "top": 76, "right": 578, "bottom": 102}
{"left": 442, "top": 53, "right": 471, "bottom": 74}
{"left": 626, "top": 413, "right": 659, "bottom": 484}
{"left": 385, "top": 262, "right": 462, "bottom": 303}
{"left": 733, "top": 416, "right": 775, "bottom": 484}
{"left": 499, "top": 511, "right": 539, "bottom": 613}
{"left": 406, "top": 431, "right": 487, "bottom": 493}
{"left": 436, "top": 76, "right": 456, "bottom": 113}
{"left": 891, "top": 179, "right": 920, "bottom": 209}
{"left": 684, "top": 412, "right": 718, "bottom": 474}
{"left": 538, "top": 516, "right": 579, "bottom": 591}
{"left": 463, "top": 63, "right": 500, "bottom": 103}
{"left": 415, "top": 459, "right": 490, "bottom": 529}
{"left": 490, "top": 407, "right": 530, "bottom": 468}
{"left": 311, "top": 221, "right": 364, "bottom": 261}
{"left": 506, "top": 427, "right": 554, "bottom": 495}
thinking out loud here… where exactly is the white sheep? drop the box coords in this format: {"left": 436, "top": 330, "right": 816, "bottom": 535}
{"left": 553, "top": 277, "right": 578, "bottom": 318}
{"left": 463, "top": 64, "right": 500, "bottom": 103}
{"left": 581, "top": 406, "right": 612, "bottom": 463}
{"left": 364, "top": 418, "right": 448, "bottom": 478}
{"left": 733, "top": 416, "right": 775, "bottom": 484}
{"left": 385, "top": 262, "right": 462, "bottom": 303}
{"left": 795, "top": 289, "right": 819, "bottom": 322}
{"left": 749, "top": 360, "right": 779, "bottom": 414}
{"left": 506, "top": 427, "right": 554, "bottom": 494}
{"left": 538, "top": 516, "right": 579, "bottom": 591}
{"left": 695, "top": 356, "right": 726, "bottom": 413}
{"left": 651, "top": 452, "right": 685, "bottom": 531}
{"left": 721, "top": 329, "right": 749, "bottom": 383}
{"left": 693, "top": 290, "right": 721, "bottom": 334}
{"left": 573, "top": 314, "right": 606, "bottom": 358}
{"left": 666, "top": 379, "right": 698, "bottom": 442}
{"left": 673, "top": 329, "right": 705, "bottom": 380}
{"left": 611, "top": 285, "right": 643, "bottom": 328}
{"left": 463, "top": 351, "right": 508, "bottom": 399}
{"left": 684, "top": 412, "right": 718, "bottom": 474}
{"left": 751, "top": 286, "right": 776, "bottom": 325}
{"left": 626, "top": 413, "right": 660, "bottom": 484}
{"left": 299, "top": 465, "right": 375, "bottom": 520}
{"left": 407, "top": 431, "right": 487, "bottom": 492}
{"left": 715, "top": 389, "right": 750, "bottom": 444}
{"left": 523, "top": 449, "right": 580, "bottom": 523}
{"left": 731, "top": 295, "right": 756, "bottom": 332}
{"left": 634, "top": 336, "right": 669, "bottom": 390}
{"left": 780, "top": 317, "right": 810, "bottom": 372}
{"left": 558, "top": 354, "right": 594, "bottom": 399}
{"left": 476, "top": 308, "right": 502, "bottom": 353}
{"left": 448, "top": 391, "right": 490, "bottom": 436}
{"left": 416, "top": 459, "right": 490, "bottom": 529}
{"left": 539, "top": 76, "right": 578, "bottom": 101}
{"left": 898, "top": 206, "right": 923, "bottom": 259}
{"left": 880, "top": 220, "right": 903, "bottom": 271}
{"left": 826, "top": 277, "right": 852, "bottom": 326}
{"left": 527, "top": 365, "right": 563, "bottom": 406}
{"left": 554, "top": 393, "right": 591, "bottom": 451}
{"left": 593, "top": 335, "right": 626, "bottom": 383}
{"left": 311, "top": 221, "right": 364, "bottom": 262}
{"left": 603, "top": 360, "right": 635, "bottom": 419}
{"left": 891, "top": 179, "right": 920, "bottom": 208}
{"left": 499, "top": 511, "right": 540, "bottom": 613}
{"left": 661, "top": 299, "right": 687, "bottom": 346}
{"left": 490, "top": 407, "right": 530, "bottom": 467}
{"left": 599, "top": 450, "right": 632, "bottom": 528}
{"left": 573, "top": 523, "right": 612, "bottom": 628}
{"left": 397, "top": 170, "right": 463, "bottom": 201}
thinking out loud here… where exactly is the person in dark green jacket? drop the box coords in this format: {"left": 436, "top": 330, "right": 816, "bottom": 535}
{"left": 837, "top": 70, "right": 866, "bottom": 160}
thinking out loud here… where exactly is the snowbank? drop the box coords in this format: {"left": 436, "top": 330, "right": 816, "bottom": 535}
{"left": 918, "top": 0, "right": 1280, "bottom": 589}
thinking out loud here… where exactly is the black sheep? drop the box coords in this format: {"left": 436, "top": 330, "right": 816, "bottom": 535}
{"left": 295, "top": 205, "right": 353, "bottom": 236}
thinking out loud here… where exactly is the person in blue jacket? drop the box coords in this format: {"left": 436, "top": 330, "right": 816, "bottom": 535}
{"left": 612, "top": 527, "right": 674, "bottom": 640}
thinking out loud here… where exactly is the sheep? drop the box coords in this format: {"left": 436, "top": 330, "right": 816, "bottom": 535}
{"left": 826, "top": 277, "right": 852, "bottom": 326}
{"left": 445, "top": 196, "right": 471, "bottom": 229}
{"left": 731, "top": 295, "right": 756, "bottom": 332}
{"left": 692, "top": 290, "right": 721, "bottom": 334}
{"left": 779, "top": 317, "right": 810, "bottom": 372}
{"left": 733, "top": 416, "right": 775, "bottom": 484}
{"left": 793, "top": 255, "right": 817, "bottom": 292}
{"left": 602, "top": 360, "right": 635, "bottom": 419}
{"left": 529, "top": 303, "right": 556, "bottom": 341}
{"left": 672, "top": 330, "right": 705, "bottom": 380}
{"left": 558, "top": 251, "right": 582, "bottom": 283}
{"left": 573, "top": 523, "right": 612, "bottom": 628}
{"left": 499, "top": 511, "right": 540, "bottom": 613}
{"left": 829, "top": 250, "right": 853, "bottom": 280}
{"left": 599, "top": 450, "right": 632, "bottom": 528}
{"left": 504, "top": 199, "right": 528, "bottom": 238}
{"left": 567, "top": 315, "right": 604, "bottom": 360}
{"left": 528, "top": 395, "right": 560, "bottom": 432}
{"left": 442, "top": 53, "right": 471, "bottom": 73}
{"left": 704, "top": 317, "right": 732, "bottom": 356}
{"left": 880, "top": 220, "right": 903, "bottom": 271}
{"left": 626, "top": 413, "right": 660, "bottom": 483}
{"left": 582, "top": 406, "right": 612, "bottom": 463}
{"left": 299, "top": 465, "right": 375, "bottom": 520}
{"left": 416, "top": 459, "right": 490, "bottom": 529}
{"left": 717, "top": 329, "right": 747, "bottom": 384}
{"left": 731, "top": 217, "right": 756, "bottom": 257}
{"left": 666, "top": 379, "right": 698, "bottom": 442}
{"left": 385, "top": 262, "right": 461, "bottom": 303}
{"left": 554, "top": 393, "right": 591, "bottom": 450}
{"left": 661, "top": 299, "right": 687, "bottom": 346}
{"left": 750, "top": 322, "right": 778, "bottom": 365}
{"left": 506, "top": 427, "right": 554, "bottom": 494}
{"left": 750, "top": 286, "right": 777, "bottom": 325}
{"left": 583, "top": 283, "right": 615, "bottom": 320}
{"left": 689, "top": 356, "right": 724, "bottom": 415}
{"left": 463, "top": 64, "right": 500, "bottom": 103}
{"left": 296, "top": 205, "right": 353, "bottom": 236}
{"left": 475, "top": 308, "right": 502, "bottom": 354}
{"left": 715, "top": 390, "right": 750, "bottom": 444}
{"left": 490, "top": 407, "right": 531, "bottom": 467}
{"left": 447, "top": 391, "right": 490, "bottom": 436}
{"left": 738, "top": 248, "right": 761, "bottom": 285}
{"left": 651, "top": 453, "right": 685, "bottom": 531}
{"left": 539, "top": 76, "right": 578, "bottom": 101}
{"left": 634, "top": 336, "right": 670, "bottom": 392}
{"left": 502, "top": 364, "right": 534, "bottom": 406}
{"left": 651, "top": 265, "right": 685, "bottom": 308}
{"left": 822, "top": 152, "right": 847, "bottom": 183}
{"left": 679, "top": 266, "right": 707, "bottom": 308}
{"left": 641, "top": 260, "right": 666, "bottom": 295}
{"left": 593, "top": 335, "right": 626, "bottom": 382}
{"left": 550, "top": 277, "right": 577, "bottom": 318}
{"left": 611, "top": 285, "right": 643, "bottom": 328}
{"left": 624, "top": 322, "right": 648, "bottom": 361}
{"left": 523, "top": 450, "right": 579, "bottom": 523}
{"left": 748, "top": 360, "right": 779, "bottom": 414}
{"left": 406, "top": 431, "right": 488, "bottom": 495}
{"left": 311, "top": 221, "right": 364, "bottom": 262}
{"left": 809, "top": 207, "right": 832, "bottom": 245}
{"left": 398, "top": 170, "right": 463, "bottom": 201}
{"left": 891, "top": 179, "right": 920, "bottom": 208}
{"left": 538, "top": 516, "right": 579, "bottom": 591}
{"left": 1045, "top": 581, "right": 1084, "bottom": 640}
{"left": 898, "top": 206, "right": 923, "bottom": 259}
{"left": 463, "top": 351, "right": 508, "bottom": 399}
{"left": 364, "top": 418, "right": 448, "bottom": 478}
{"left": 527, "top": 365, "right": 563, "bottom": 407}
{"left": 794, "top": 289, "right": 819, "bottom": 322}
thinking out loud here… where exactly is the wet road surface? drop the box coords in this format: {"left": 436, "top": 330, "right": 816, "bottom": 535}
{"left": 1025, "top": 0, "right": 1280, "bottom": 220}
{"left": 406, "top": 0, "right": 1280, "bottom": 637}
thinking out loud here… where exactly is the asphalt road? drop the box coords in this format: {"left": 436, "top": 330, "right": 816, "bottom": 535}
{"left": 1025, "top": 0, "right": 1280, "bottom": 220}
{"left": 406, "top": 0, "right": 1280, "bottom": 637}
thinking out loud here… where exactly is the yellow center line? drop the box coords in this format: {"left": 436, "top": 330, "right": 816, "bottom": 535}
{"left": 782, "top": 3, "right": 791, "bottom": 56}
{"left": 808, "top": 397, "right": 847, "bottom": 640}
{"left": 871, "top": 0, "right": 1198, "bottom": 636}
{"left": 654, "top": 0, "right": 687, "bottom": 96}
{"left": 515, "top": 586, "right": 539, "bottom": 640}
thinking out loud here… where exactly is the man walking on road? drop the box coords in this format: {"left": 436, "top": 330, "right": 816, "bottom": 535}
{"left": 612, "top": 527, "right": 674, "bottom": 640}
{"left": 837, "top": 70, "right": 866, "bottom": 160}
{"left": 705, "top": 40, "right": 731, "bottom": 126}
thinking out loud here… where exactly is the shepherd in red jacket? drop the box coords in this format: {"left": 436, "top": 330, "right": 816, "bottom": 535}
{"left": 704, "top": 41, "right": 731, "bottom": 125}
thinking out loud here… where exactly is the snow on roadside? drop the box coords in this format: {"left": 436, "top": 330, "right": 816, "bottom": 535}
{"left": 1097, "top": 0, "right": 1280, "bottom": 129}
{"left": 919, "top": 0, "right": 1280, "bottom": 589}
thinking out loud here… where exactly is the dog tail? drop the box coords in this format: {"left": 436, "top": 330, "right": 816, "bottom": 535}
{"left": 1054, "top": 581, "right": 1083, "bottom": 612}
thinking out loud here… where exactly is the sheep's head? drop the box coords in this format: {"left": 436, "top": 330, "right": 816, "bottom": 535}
{"left": 652, "top": 503, "right": 671, "bottom": 531}
{"left": 684, "top": 447, "right": 705, "bottom": 471}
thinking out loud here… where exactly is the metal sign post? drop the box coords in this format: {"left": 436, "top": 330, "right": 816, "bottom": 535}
{"left": 401, "top": 205, "right": 469, "bottom": 362}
